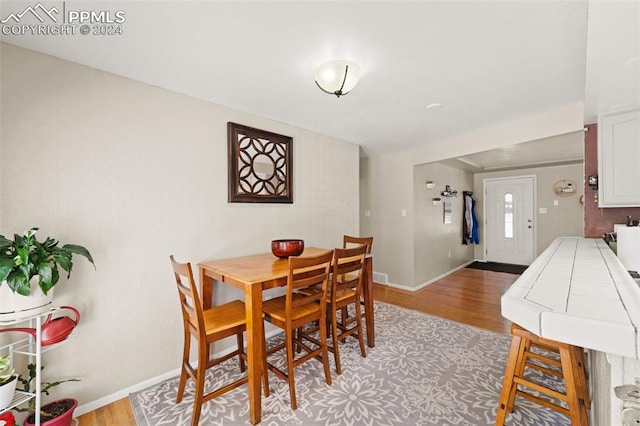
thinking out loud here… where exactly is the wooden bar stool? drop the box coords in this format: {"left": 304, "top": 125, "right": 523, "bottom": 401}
{"left": 495, "top": 324, "right": 590, "bottom": 426}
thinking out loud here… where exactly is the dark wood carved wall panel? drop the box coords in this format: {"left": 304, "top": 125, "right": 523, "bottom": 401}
{"left": 227, "top": 122, "right": 293, "bottom": 203}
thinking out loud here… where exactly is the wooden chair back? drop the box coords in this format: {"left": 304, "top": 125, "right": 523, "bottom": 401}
{"left": 343, "top": 235, "right": 373, "bottom": 254}
{"left": 285, "top": 250, "right": 333, "bottom": 316}
{"left": 170, "top": 255, "right": 204, "bottom": 340}
{"left": 331, "top": 245, "right": 367, "bottom": 300}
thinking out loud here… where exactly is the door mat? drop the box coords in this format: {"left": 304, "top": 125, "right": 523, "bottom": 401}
{"left": 466, "top": 261, "right": 528, "bottom": 275}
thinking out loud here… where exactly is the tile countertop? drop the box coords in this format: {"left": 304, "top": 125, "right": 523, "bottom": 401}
{"left": 501, "top": 237, "right": 640, "bottom": 358}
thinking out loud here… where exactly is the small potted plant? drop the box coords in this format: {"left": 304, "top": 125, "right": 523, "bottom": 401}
{"left": 16, "top": 363, "right": 79, "bottom": 426}
{"left": 0, "top": 354, "right": 17, "bottom": 410}
{"left": 0, "top": 228, "right": 95, "bottom": 318}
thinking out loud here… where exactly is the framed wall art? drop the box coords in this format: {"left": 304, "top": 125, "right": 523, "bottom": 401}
{"left": 227, "top": 122, "right": 293, "bottom": 203}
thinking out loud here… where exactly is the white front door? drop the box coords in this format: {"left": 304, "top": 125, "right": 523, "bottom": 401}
{"left": 484, "top": 177, "right": 535, "bottom": 265}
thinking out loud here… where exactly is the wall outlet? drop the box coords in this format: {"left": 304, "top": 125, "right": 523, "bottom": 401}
{"left": 364, "top": 210, "right": 371, "bottom": 217}
{"left": 539, "top": 207, "right": 548, "bottom": 214}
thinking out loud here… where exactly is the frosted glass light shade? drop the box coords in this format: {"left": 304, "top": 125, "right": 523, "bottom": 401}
{"left": 315, "top": 60, "right": 361, "bottom": 97}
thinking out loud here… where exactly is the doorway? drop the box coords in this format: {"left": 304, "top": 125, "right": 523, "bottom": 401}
{"left": 484, "top": 176, "right": 536, "bottom": 265}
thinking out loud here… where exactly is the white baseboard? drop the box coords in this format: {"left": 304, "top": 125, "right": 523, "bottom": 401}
{"left": 380, "top": 260, "right": 476, "bottom": 292}
{"left": 74, "top": 367, "right": 181, "bottom": 416}
{"left": 414, "top": 260, "right": 476, "bottom": 290}
{"left": 383, "top": 281, "right": 417, "bottom": 291}
{"left": 74, "top": 328, "right": 284, "bottom": 417}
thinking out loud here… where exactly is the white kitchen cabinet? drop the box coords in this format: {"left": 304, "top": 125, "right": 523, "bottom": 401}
{"left": 598, "top": 109, "right": 640, "bottom": 207}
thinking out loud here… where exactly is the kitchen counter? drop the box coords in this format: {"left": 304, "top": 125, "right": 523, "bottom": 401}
{"left": 501, "top": 237, "right": 640, "bottom": 359}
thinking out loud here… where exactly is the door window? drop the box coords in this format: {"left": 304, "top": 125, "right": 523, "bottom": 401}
{"left": 504, "top": 193, "right": 513, "bottom": 239}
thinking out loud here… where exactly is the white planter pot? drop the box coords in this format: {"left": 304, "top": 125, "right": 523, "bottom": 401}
{"left": 0, "top": 277, "right": 54, "bottom": 320}
{"left": 0, "top": 374, "right": 18, "bottom": 410}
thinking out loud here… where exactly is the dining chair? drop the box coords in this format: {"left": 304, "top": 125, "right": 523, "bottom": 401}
{"left": 343, "top": 235, "right": 373, "bottom": 254}
{"left": 262, "top": 249, "right": 334, "bottom": 410}
{"left": 301, "top": 236, "right": 373, "bottom": 326}
{"left": 341, "top": 235, "right": 373, "bottom": 330}
{"left": 169, "top": 255, "right": 268, "bottom": 426}
{"left": 328, "top": 245, "right": 368, "bottom": 374}
{"left": 300, "top": 245, "right": 368, "bottom": 374}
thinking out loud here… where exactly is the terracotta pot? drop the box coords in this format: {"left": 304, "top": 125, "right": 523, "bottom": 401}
{"left": 23, "top": 398, "right": 77, "bottom": 426}
{"left": 0, "top": 375, "right": 18, "bottom": 410}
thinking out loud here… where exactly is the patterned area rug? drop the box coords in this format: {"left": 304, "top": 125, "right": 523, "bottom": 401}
{"left": 130, "top": 302, "right": 569, "bottom": 425}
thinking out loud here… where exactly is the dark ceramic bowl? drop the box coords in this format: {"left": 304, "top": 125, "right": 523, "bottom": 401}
{"left": 271, "top": 239, "right": 304, "bottom": 258}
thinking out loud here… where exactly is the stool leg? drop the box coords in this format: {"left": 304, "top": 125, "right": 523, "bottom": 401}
{"left": 571, "top": 347, "right": 590, "bottom": 425}
{"left": 496, "top": 334, "right": 523, "bottom": 426}
{"left": 572, "top": 346, "right": 590, "bottom": 409}
{"left": 506, "top": 336, "right": 531, "bottom": 412}
{"left": 559, "top": 347, "right": 588, "bottom": 426}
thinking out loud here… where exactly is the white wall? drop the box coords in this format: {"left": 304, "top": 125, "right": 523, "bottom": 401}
{"left": 413, "top": 162, "right": 474, "bottom": 288}
{"left": 0, "top": 44, "right": 359, "bottom": 409}
{"left": 359, "top": 151, "right": 415, "bottom": 286}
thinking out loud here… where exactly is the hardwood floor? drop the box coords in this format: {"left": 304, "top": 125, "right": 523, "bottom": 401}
{"left": 77, "top": 397, "right": 136, "bottom": 425}
{"left": 374, "top": 267, "right": 517, "bottom": 335}
{"left": 77, "top": 266, "right": 517, "bottom": 425}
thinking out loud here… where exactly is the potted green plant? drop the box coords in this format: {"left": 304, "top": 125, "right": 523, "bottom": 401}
{"left": 0, "top": 354, "right": 17, "bottom": 410}
{"left": 16, "top": 363, "right": 79, "bottom": 426}
{"left": 0, "top": 228, "right": 95, "bottom": 318}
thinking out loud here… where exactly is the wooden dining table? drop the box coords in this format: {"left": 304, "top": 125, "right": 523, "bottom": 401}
{"left": 198, "top": 246, "right": 375, "bottom": 425}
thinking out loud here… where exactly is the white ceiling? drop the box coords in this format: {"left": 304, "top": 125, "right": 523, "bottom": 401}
{"left": 447, "top": 130, "right": 584, "bottom": 172}
{"left": 1, "top": 1, "right": 638, "bottom": 166}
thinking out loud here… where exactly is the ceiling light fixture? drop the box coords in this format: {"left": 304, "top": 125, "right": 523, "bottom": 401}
{"left": 315, "top": 60, "right": 361, "bottom": 98}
